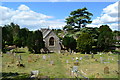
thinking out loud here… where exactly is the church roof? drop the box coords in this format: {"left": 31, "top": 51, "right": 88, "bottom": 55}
{"left": 41, "top": 28, "right": 52, "bottom": 38}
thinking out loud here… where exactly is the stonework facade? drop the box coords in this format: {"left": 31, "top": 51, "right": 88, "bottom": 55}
{"left": 41, "top": 28, "right": 61, "bottom": 53}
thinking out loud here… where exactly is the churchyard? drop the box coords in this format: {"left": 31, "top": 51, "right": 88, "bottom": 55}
{"left": 1, "top": 48, "right": 119, "bottom": 79}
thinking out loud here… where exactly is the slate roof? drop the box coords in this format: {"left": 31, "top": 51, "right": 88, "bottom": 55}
{"left": 41, "top": 28, "right": 52, "bottom": 39}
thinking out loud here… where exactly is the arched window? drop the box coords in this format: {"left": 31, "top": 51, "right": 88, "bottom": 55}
{"left": 49, "top": 37, "right": 54, "bottom": 46}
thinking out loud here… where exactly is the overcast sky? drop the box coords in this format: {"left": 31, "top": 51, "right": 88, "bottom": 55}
{"left": 0, "top": 1, "right": 119, "bottom": 31}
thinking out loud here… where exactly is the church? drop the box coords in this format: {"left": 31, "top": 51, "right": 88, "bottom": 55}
{"left": 41, "top": 28, "right": 61, "bottom": 53}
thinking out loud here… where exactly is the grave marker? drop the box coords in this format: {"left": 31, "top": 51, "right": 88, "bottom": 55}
{"left": 91, "top": 53, "right": 94, "bottom": 59}
{"left": 31, "top": 70, "right": 39, "bottom": 78}
{"left": 72, "top": 57, "right": 74, "bottom": 60}
{"left": 43, "top": 55, "right": 46, "bottom": 60}
{"left": 50, "top": 61, "right": 54, "bottom": 65}
{"left": 66, "top": 60, "right": 69, "bottom": 64}
{"left": 84, "top": 55, "right": 89, "bottom": 60}
{"left": 76, "top": 57, "right": 78, "bottom": 60}
{"left": 72, "top": 66, "right": 78, "bottom": 73}
{"left": 79, "top": 57, "right": 82, "bottom": 60}
{"left": 95, "top": 59, "right": 98, "bottom": 62}
{"left": 104, "top": 66, "right": 109, "bottom": 74}
{"left": 100, "top": 57, "right": 104, "bottom": 63}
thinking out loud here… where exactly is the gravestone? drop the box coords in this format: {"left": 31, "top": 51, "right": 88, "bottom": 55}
{"left": 91, "top": 53, "right": 94, "bottom": 59}
{"left": 76, "top": 60, "right": 79, "bottom": 62}
{"left": 72, "top": 57, "right": 74, "bottom": 60}
{"left": 112, "top": 58, "right": 114, "bottom": 60}
{"left": 76, "top": 57, "right": 78, "bottom": 60}
{"left": 72, "top": 66, "right": 78, "bottom": 72}
{"left": 99, "top": 53, "right": 102, "bottom": 55}
{"left": 66, "top": 60, "right": 69, "bottom": 64}
{"left": 6, "top": 52, "right": 9, "bottom": 54}
{"left": 74, "top": 60, "right": 79, "bottom": 66}
{"left": 117, "top": 60, "right": 120, "bottom": 64}
{"left": 104, "top": 62, "right": 110, "bottom": 64}
{"left": 104, "top": 66, "right": 109, "bottom": 74}
{"left": 79, "top": 57, "right": 82, "bottom": 60}
{"left": 18, "top": 55, "right": 22, "bottom": 61}
{"left": 95, "top": 59, "right": 98, "bottom": 62}
{"left": 13, "top": 53, "right": 16, "bottom": 57}
{"left": 100, "top": 57, "right": 104, "bottom": 63}
{"left": 43, "top": 55, "right": 46, "bottom": 60}
{"left": 28, "top": 56, "right": 32, "bottom": 63}
{"left": 48, "top": 55, "right": 50, "bottom": 58}
{"left": 84, "top": 55, "right": 89, "bottom": 60}
{"left": 31, "top": 70, "right": 39, "bottom": 78}
{"left": 50, "top": 61, "right": 54, "bottom": 65}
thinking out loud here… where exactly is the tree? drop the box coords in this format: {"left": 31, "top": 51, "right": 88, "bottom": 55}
{"left": 62, "top": 34, "right": 77, "bottom": 53}
{"left": 14, "top": 28, "right": 29, "bottom": 47}
{"left": 64, "top": 7, "right": 93, "bottom": 32}
{"left": 97, "top": 25, "right": 114, "bottom": 52}
{"left": 77, "top": 32, "right": 94, "bottom": 53}
{"left": 27, "top": 30, "right": 45, "bottom": 54}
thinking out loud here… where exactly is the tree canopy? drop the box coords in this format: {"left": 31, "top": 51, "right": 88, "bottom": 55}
{"left": 63, "top": 7, "right": 93, "bottom": 32}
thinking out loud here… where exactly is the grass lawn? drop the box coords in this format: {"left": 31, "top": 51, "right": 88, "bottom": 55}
{"left": 1, "top": 48, "right": 119, "bottom": 79}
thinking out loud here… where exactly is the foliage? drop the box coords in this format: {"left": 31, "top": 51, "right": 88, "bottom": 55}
{"left": 2, "top": 23, "right": 20, "bottom": 52}
{"left": 64, "top": 7, "right": 93, "bottom": 32}
{"left": 62, "top": 34, "right": 77, "bottom": 52}
{"left": 2, "top": 23, "right": 44, "bottom": 53}
{"left": 14, "top": 28, "right": 29, "bottom": 47}
{"left": 97, "top": 25, "right": 114, "bottom": 52}
{"left": 27, "top": 30, "right": 45, "bottom": 53}
{"left": 77, "top": 32, "right": 94, "bottom": 53}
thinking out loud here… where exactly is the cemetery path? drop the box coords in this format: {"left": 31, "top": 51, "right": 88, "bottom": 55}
{"left": 53, "top": 54, "right": 69, "bottom": 78}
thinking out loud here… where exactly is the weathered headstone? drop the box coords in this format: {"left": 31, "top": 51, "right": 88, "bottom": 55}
{"left": 72, "top": 57, "right": 74, "bottom": 60}
{"left": 74, "top": 60, "right": 79, "bottom": 66}
{"left": 79, "top": 57, "right": 82, "bottom": 60}
{"left": 43, "top": 55, "right": 46, "bottom": 60}
{"left": 50, "top": 61, "right": 54, "bottom": 65}
{"left": 117, "top": 60, "right": 120, "bottom": 64}
{"left": 84, "top": 55, "right": 89, "bottom": 60}
{"left": 95, "top": 59, "right": 98, "bottom": 62}
{"left": 104, "top": 66, "right": 109, "bottom": 74}
{"left": 100, "top": 57, "right": 104, "bottom": 63}
{"left": 112, "top": 58, "right": 114, "bottom": 60}
{"left": 76, "top": 60, "right": 79, "bottom": 63}
{"left": 66, "top": 60, "right": 69, "bottom": 64}
{"left": 91, "top": 53, "right": 94, "bottom": 59}
{"left": 18, "top": 55, "right": 22, "bottom": 61}
{"left": 28, "top": 55, "right": 33, "bottom": 63}
{"left": 104, "top": 62, "right": 110, "bottom": 64}
{"left": 31, "top": 70, "right": 39, "bottom": 78}
{"left": 72, "top": 66, "right": 78, "bottom": 72}
{"left": 48, "top": 55, "right": 50, "bottom": 58}
{"left": 76, "top": 57, "right": 78, "bottom": 60}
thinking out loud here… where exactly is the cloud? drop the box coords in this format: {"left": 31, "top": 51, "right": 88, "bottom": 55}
{"left": 18, "top": 4, "right": 30, "bottom": 11}
{"left": 88, "top": 1, "right": 119, "bottom": 31}
{"left": 0, "top": 4, "right": 65, "bottom": 30}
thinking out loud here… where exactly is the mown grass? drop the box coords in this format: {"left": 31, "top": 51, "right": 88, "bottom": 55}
{"left": 2, "top": 48, "right": 119, "bottom": 79}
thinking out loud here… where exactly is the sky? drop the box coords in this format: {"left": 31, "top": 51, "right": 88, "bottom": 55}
{"left": 0, "top": 1, "right": 119, "bottom": 31}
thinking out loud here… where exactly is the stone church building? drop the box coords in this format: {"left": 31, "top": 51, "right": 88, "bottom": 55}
{"left": 41, "top": 28, "right": 61, "bottom": 53}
